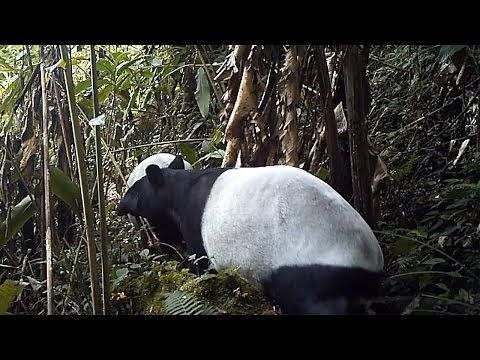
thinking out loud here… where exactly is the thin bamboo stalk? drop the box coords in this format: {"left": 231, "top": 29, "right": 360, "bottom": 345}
{"left": 40, "top": 63, "right": 54, "bottom": 315}
{"left": 59, "top": 45, "right": 102, "bottom": 314}
{"left": 90, "top": 45, "right": 110, "bottom": 314}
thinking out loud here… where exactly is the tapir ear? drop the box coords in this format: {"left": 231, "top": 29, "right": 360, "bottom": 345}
{"left": 168, "top": 155, "right": 185, "bottom": 169}
{"left": 145, "top": 164, "right": 164, "bottom": 187}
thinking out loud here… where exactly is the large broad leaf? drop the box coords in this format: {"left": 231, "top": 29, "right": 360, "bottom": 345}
{"left": 0, "top": 279, "right": 27, "bottom": 315}
{"left": 0, "top": 76, "right": 21, "bottom": 114}
{"left": 178, "top": 142, "right": 200, "bottom": 169}
{"left": 111, "top": 52, "right": 129, "bottom": 67}
{"left": 116, "top": 57, "right": 141, "bottom": 77}
{"left": 0, "top": 196, "right": 38, "bottom": 251}
{"left": 75, "top": 78, "right": 109, "bottom": 95}
{"left": 99, "top": 84, "right": 114, "bottom": 104}
{"left": 97, "top": 58, "right": 115, "bottom": 77}
{"left": 0, "top": 58, "right": 16, "bottom": 72}
{"left": 49, "top": 166, "right": 82, "bottom": 216}
{"left": 195, "top": 67, "right": 210, "bottom": 118}
{"left": 439, "top": 45, "right": 466, "bottom": 64}
{"left": 74, "top": 78, "right": 92, "bottom": 95}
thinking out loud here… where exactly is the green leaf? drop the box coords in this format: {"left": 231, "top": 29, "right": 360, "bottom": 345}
{"left": 111, "top": 267, "right": 129, "bottom": 290}
{"left": 422, "top": 258, "right": 446, "bottom": 266}
{"left": 439, "top": 45, "right": 467, "bottom": 64}
{"left": 0, "top": 77, "right": 22, "bottom": 114}
{"left": 195, "top": 67, "right": 210, "bottom": 118}
{"left": 406, "top": 229, "right": 428, "bottom": 238}
{"left": 77, "top": 98, "right": 94, "bottom": 121}
{"left": 435, "top": 283, "right": 450, "bottom": 294}
{"left": 97, "top": 59, "right": 115, "bottom": 76}
{"left": 0, "top": 58, "right": 16, "bottom": 72}
{"left": 49, "top": 166, "right": 82, "bottom": 216}
{"left": 212, "top": 128, "right": 223, "bottom": 145}
{"left": 393, "top": 237, "right": 414, "bottom": 255}
{"left": 418, "top": 273, "right": 432, "bottom": 290}
{"left": 315, "top": 167, "right": 329, "bottom": 181}
{"left": 208, "top": 150, "right": 224, "bottom": 159}
{"left": 214, "top": 149, "right": 225, "bottom": 158}
{"left": 442, "top": 188, "right": 470, "bottom": 200}
{"left": 116, "top": 268, "right": 129, "bottom": 278}
{"left": 99, "top": 84, "right": 114, "bottom": 104}
{"left": 139, "top": 249, "right": 150, "bottom": 259}
{"left": 0, "top": 196, "right": 38, "bottom": 251}
{"left": 111, "top": 52, "right": 129, "bottom": 67}
{"left": 0, "top": 280, "right": 27, "bottom": 314}
{"left": 202, "top": 140, "right": 216, "bottom": 154}
{"left": 74, "top": 78, "right": 92, "bottom": 95}
{"left": 448, "top": 271, "right": 462, "bottom": 278}
{"left": 116, "top": 72, "right": 131, "bottom": 90}
{"left": 116, "top": 58, "right": 140, "bottom": 77}
{"left": 178, "top": 142, "right": 200, "bottom": 169}
{"left": 141, "top": 69, "right": 154, "bottom": 79}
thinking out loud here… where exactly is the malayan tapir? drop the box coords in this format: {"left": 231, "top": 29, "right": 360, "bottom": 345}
{"left": 125, "top": 153, "right": 192, "bottom": 254}
{"left": 117, "top": 154, "right": 384, "bottom": 315}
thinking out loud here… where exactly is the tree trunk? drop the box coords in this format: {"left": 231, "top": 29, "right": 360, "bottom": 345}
{"left": 315, "top": 46, "right": 346, "bottom": 196}
{"left": 181, "top": 65, "right": 196, "bottom": 113}
{"left": 279, "top": 46, "right": 301, "bottom": 167}
{"left": 222, "top": 47, "right": 258, "bottom": 167}
{"left": 343, "top": 45, "right": 375, "bottom": 229}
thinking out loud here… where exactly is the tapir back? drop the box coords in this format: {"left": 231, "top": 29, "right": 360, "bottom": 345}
{"left": 200, "top": 165, "right": 384, "bottom": 286}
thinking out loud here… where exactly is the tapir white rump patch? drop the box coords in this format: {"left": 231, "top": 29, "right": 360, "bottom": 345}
{"left": 127, "top": 153, "right": 193, "bottom": 188}
{"left": 200, "top": 165, "right": 384, "bottom": 287}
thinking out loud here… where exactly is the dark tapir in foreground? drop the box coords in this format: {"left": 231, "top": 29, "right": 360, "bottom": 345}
{"left": 117, "top": 155, "right": 384, "bottom": 315}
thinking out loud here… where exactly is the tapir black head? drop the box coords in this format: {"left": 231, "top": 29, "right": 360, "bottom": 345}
{"left": 117, "top": 154, "right": 185, "bottom": 218}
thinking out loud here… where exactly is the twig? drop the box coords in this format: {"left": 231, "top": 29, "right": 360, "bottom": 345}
{"left": 390, "top": 95, "right": 463, "bottom": 136}
{"left": 0, "top": 263, "right": 18, "bottom": 269}
{"left": 159, "top": 63, "right": 221, "bottom": 84}
{"left": 420, "top": 294, "right": 476, "bottom": 309}
{"left": 477, "top": 87, "right": 480, "bottom": 152}
{"left": 407, "top": 308, "right": 461, "bottom": 315}
{"left": 63, "top": 231, "right": 84, "bottom": 315}
{"left": 421, "top": 83, "right": 480, "bottom": 149}
{"left": 388, "top": 270, "right": 468, "bottom": 280}
{"left": 397, "top": 133, "right": 477, "bottom": 155}
{"left": 52, "top": 75, "right": 73, "bottom": 174}
{"left": 370, "top": 55, "right": 410, "bottom": 73}
{"left": 111, "top": 138, "right": 211, "bottom": 154}
{"left": 19, "top": 248, "right": 31, "bottom": 280}
{"left": 376, "top": 230, "right": 480, "bottom": 281}
{"left": 12, "top": 64, "right": 40, "bottom": 113}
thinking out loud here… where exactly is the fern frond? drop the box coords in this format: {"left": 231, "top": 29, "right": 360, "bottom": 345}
{"left": 164, "top": 290, "right": 219, "bottom": 315}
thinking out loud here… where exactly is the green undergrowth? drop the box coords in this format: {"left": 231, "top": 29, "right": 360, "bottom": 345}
{"left": 109, "top": 250, "right": 277, "bottom": 315}
{"left": 370, "top": 45, "right": 480, "bottom": 314}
